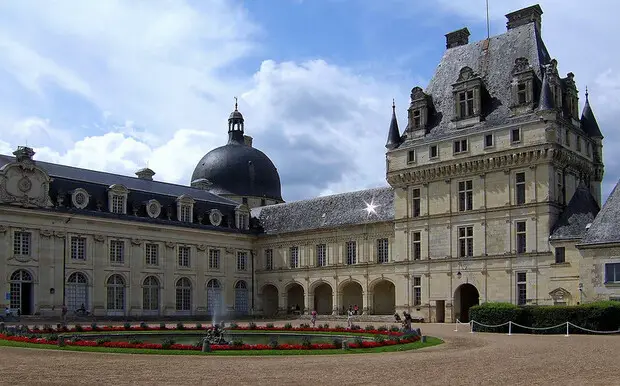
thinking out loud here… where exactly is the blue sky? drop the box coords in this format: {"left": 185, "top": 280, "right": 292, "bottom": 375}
{"left": 0, "top": 0, "right": 619, "bottom": 202}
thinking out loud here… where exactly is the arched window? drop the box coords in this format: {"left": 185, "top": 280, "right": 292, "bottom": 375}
{"left": 106, "top": 274, "right": 125, "bottom": 312}
{"left": 66, "top": 272, "right": 88, "bottom": 312}
{"left": 142, "top": 276, "right": 160, "bottom": 312}
{"left": 206, "top": 279, "right": 222, "bottom": 315}
{"left": 9, "top": 270, "right": 33, "bottom": 314}
{"left": 176, "top": 277, "right": 192, "bottom": 312}
{"left": 234, "top": 280, "right": 249, "bottom": 314}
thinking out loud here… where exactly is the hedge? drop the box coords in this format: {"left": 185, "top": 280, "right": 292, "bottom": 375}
{"left": 468, "top": 301, "right": 620, "bottom": 334}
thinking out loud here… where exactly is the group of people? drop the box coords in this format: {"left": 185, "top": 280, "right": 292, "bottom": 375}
{"left": 394, "top": 311, "right": 414, "bottom": 331}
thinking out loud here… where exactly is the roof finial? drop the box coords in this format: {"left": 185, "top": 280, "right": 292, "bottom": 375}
{"left": 234, "top": 96, "right": 238, "bottom": 111}
{"left": 585, "top": 86, "right": 589, "bottom": 101}
{"left": 392, "top": 98, "right": 396, "bottom": 111}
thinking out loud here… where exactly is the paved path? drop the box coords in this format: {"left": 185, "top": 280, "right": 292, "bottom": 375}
{"left": 0, "top": 320, "right": 617, "bottom": 386}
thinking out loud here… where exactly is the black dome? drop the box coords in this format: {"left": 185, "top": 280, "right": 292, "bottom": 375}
{"left": 191, "top": 142, "right": 283, "bottom": 201}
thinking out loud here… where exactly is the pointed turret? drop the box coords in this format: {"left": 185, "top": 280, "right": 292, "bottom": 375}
{"left": 385, "top": 100, "right": 402, "bottom": 150}
{"left": 228, "top": 97, "right": 245, "bottom": 144}
{"left": 580, "top": 88, "right": 603, "bottom": 139}
{"left": 538, "top": 65, "right": 554, "bottom": 111}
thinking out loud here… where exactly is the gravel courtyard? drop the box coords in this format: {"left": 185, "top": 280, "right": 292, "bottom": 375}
{"left": 0, "top": 320, "right": 617, "bottom": 386}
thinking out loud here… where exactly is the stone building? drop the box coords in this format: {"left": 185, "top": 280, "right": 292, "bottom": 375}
{"left": 1, "top": 4, "right": 618, "bottom": 321}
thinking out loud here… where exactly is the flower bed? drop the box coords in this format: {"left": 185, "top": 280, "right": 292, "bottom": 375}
{"left": 0, "top": 323, "right": 420, "bottom": 352}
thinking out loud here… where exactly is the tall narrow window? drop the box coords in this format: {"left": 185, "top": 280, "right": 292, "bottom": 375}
{"left": 565, "top": 129, "right": 570, "bottom": 146}
{"left": 13, "top": 231, "right": 31, "bottom": 256}
{"left": 265, "top": 249, "right": 273, "bottom": 270}
{"left": 412, "top": 109, "right": 421, "bottom": 128}
{"left": 458, "top": 90, "right": 474, "bottom": 118}
{"left": 412, "top": 232, "right": 421, "bottom": 260}
{"left": 430, "top": 145, "right": 438, "bottom": 159}
{"left": 346, "top": 241, "right": 357, "bottom": 265}
{"left": 316, "top": 244, "right": 327, "bottom": 267}
{"left": 554, "top": 247, "right": 565, "bottom": 264}
{"left": 484, "top": 134, "right": 494, "bottom": 148}
{"left": 453, "top": 139, "right": 468, "bottom": 154}
{"left": 515, "top": 172, "right": 526, "bottom": 205}
{"left": 179, "top": 205, "right": 192, "bottom": 222}
{"left": 111, "top": 195, "right": 125, "bottom": 214}
{"left": 511, "top": 128, "right": 521, "bottom": 143}
{"left": 517, "top": 83, "right": 527, "bottom": 104}
{"left": 142, "top": 276, "right": 160, "bottom": 312}
{"left": 412, "top": 188, "right": 421, "bottom": 217}
{"left": 71, "top": 236, "right": 86, "bottom": 260}
{"left": 178, "top": 246, "right": 191, "bottom": 267}
{"left": 516, "top": 272, "right": 527, "bottom": 305}
{"left": 413, "top": 276, "right": 422, "bottom": 306}
{"left": 407, "top": 150, "right": 416, "bottom": 164}
{"left": 605, "top": 263, "right": 620, "bottom": 283}
{"left": 237, "top": 251, "right": 248, "bottom": 271}
{"left": 175, "top": 277, "right": 192, "bottom": 311}
{"left": 516, "top": 221, "right": 527, "bottom": 254}
{"left": 576, "top": 137, "right": 582, "bottom": 152}
{"left": 109, "top": 240, "right": 124, "bottom": 263}
{"left": 208, "top": 249, "right": 220, "bottom": 270}
{"left": 377, "top": 238, "right": 389, "bottom": 264}
{"left": 458, "top": 226, "right": 473, "bottom": 257}
{"left": 145, "top": 243, "right": 159, "bottom": 265}
{"left": 458, "top": 180, "right": 473, "bottom": 211}
{"left": 289, "top": 246, "right": 299, "bottom": 268}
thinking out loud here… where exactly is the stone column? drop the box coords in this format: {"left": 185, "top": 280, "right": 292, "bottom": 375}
{"left": 129, "top": 239, "right": 144, "bottom": 316}
{"left": 164, "top": 242, "right": 176, "bottom": 316}
{"left": 53, "top": 232, "right": 66, "bottom": 315}
{"left": 195, "top": 244, "right": 207, "bottom": 316}
{"left": 38, "top": 230, "right": 55, "bottom": 314}
{"left": 92, "top": 234, "right": 106, "bottom": 316}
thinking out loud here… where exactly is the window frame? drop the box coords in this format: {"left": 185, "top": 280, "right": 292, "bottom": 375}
{"left": 70, "top": 236, "right": 87, "bottom": 261}
{"left": 264, "top": 249, "right": 273, "bottom": 270}
{"left": 554, "top": 247, "right": 566, "bottom": 264}
{"left": 515, "top": 221, "right": 527, "bottom": 254}
{"left": 13, "top": 231, "right": 31, "bottom": 256}
{"left": 604, "top": 263, "right": 620, "bottom": 284}
{"left": 109, "top": 240, "right": 124, "bottom": 264}
{"left": 458, "top": 180, "right": 473, "bottom": 212}
{"left": 412, "top": 231, "right": 421, "bottom": 260}
{"left": 458, "top": 226, "right": 474, "bottom": 258}
{"left": 413, "top": 276, "right": 422, "bottom": 306}
{"left": 208, "top": 249, "right": 220, "bottom": 270}
{"left": 145, "top": 243, "right": 159, "bottom": 266}
{"left": 484, "top": 134, "right": 494, "bottom": 148}
{"left": 429, "top": 145, "right": 438, "bottom": 159}
{"left": 511, "top": 128, "right": 521, "bottom": 144}
{"left": 289, "top": 246, "right": 299, "bottom": 268}
{"left": 376, "top": 238, "right": 389, "bottom": 264}
{"left": 236, "top": 251, "right": 248, "bottom": 271}
{"left": 515, "top": 172, "right": 526, "bottom": 205}
{"left": 407, "top": 149, "right": 416, "bottom": 164}
{"left": 316, "top": 244, "right": 327, "bottom": 267}
{"left": 516, "top": 272, "right": 527, "bottom": 305}
{"left": 346, "top": 241, "right": 357, "bottom": 265}
{"left": 178, "top": 246, "right": 191, "bottom": 268}
{"left": 453, "top": 139, "right": 468, "bottom": 154}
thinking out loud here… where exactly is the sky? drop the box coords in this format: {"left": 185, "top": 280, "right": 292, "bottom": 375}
{"left": 0, "top": 0, "right": 619, "bottom": 203}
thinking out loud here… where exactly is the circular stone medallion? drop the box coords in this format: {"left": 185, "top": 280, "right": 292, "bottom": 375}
{"left": 209, "top": 209, "right": 223, "bottom": 226}
{"left": 17, "top": 176, "right": 32, "bottom": 193}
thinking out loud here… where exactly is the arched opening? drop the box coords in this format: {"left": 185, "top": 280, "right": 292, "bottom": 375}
{"left": 261, "top": 284, "right": 279, "bottom": 316}
{"left": 313, "top": 283, "right": 333, "bottom": 315}
{"left": 454, "top": 283, "right": 479, "bottom": 322}
{"left": 9, "top": 270, "right": 33, "bottom": 315}
{"left": 66, "top": 272, "right": 88, "bottom": 312}
{"left": 106, "top": 274, "right": 125, "bottom": 315}
{"left": 234, "top": 280, "right": 249, "bottom": 315}
{"left": 142, "top": 276, "right": 160, "bottom": 314}
{"left": 341, "top": 281, "right": 363, "bottom": 315}
{"left": 372, "top": 280, "right": 395, "bottom": 315}
{"left": 176, "top": 277, "right": 192, "bottom": 313}
{"left": 206, "top": 279, "right": 223, "bottom": 316}
{"left": 286, "top": 283, "right": 304, "bottom": 314}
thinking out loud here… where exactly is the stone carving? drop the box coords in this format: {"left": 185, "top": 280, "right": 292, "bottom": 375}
{"left": 40, "top": 229, "right": 53, "bottom": 238}
{"left": 56, "top": 190, "right": 65, "bottom": 207}
{"left": 410, "top": 86, "right": 426, "bottom": 102}
{"left": 0, "top": 147, "right": 54, "bottom": 208}
{"left": 130, "top": 238, "right": 142, "bottom": 246}
{"left": 71, "top": 188, "right": 90, "bottom": 209}
{"left": 93, "top": 234, "right": 105, "bottom": 243}
{"left": 209, "top": 209, "right": 223, "bottom": 226}
{"left": 54, "top": 231, "right": 66, "bottom": 238}
{"left": 17, "top": 176, "right": 32, "bottom": 192}
{"left": 165, "top": 241, "right": 175, "bottom": 249}
{"left": 225, "top": 247, "right": 234, "bottom": 255}
{"left": 146, "top": 199, "right": 161, "bottom": 219}
{"left": 511, "top": 57, "right": 532, "bottom": 74}
{"left": 197, "top": 244, "right": 207, "bottom": 251}
{"left": 456, "top": 66, "right": 477, "bottom": 82}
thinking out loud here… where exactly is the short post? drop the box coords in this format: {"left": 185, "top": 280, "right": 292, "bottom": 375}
{"left": 565, "top": 322, "right": 570, "bottom": 337}
{"left": 469, "top": 320, "right": 474, "bottom": 334}
{"left": 507, "top": 321, "right": 512, "bottom": 336}
{"left": 202, "top": 339, "right": 211, "bottom": 352}
{"left": 454, "top": 319, "right": 459, "bottom": 332}
{"left": 57, "top": 335, "right": 66, "bottom": 347}
{"left": 421, "top": 335, "right": 427, "bottom": 343}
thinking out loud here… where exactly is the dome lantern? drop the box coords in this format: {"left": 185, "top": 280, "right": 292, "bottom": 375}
{"left": 228, "top": 97, "right": 245, "bottom": 144}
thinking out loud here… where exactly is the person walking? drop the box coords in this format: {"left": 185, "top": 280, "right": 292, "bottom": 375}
{"left": 347, "top": 308, "right": 353, "bottom": 328}
{"left": 311, "top": 310, "right": 317, "bottom": 327}
{"left": 61, "top": 304, "right": 68, "bottom": 325}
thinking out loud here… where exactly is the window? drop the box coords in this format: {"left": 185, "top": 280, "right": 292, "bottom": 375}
{"left": 484, "top": 134, "right": 493, "bottom": 148}
{"left": 604, "top": 263, "right": 620, "bottom": 284}
{"left": 179, "top": 205, "right": 192, "bottom": 222}
{"left": 412, "top": 232, "right": 421, "bottom": 260}
{"left": 515, "top": 172, "right": 526, "bottom": 205}
{"left": 430, "top": 145, "right": 438, "bottom": 159}
{"left": 412, "top": 109, "right": 421, "bottom": 128}
{"left": 517, "top": 83, "right": 527, "bottom": 104}
{"left": 516, "top": 221, "right": 527, "bottom": 254}
{"left": 556, "top": 171, "right": 564, "bottom": 204}
{"left": 458, "top": 180, "right": 473, "bottom": 211}
{"left": 576, "top": 137, "right": 582, "bottom": 152}
{"left": 265, "top": 249, "right": 273, "bottom": 270}
{"left": 110, "top": 240, "right": 124, "bottom": 263}
{"left": 260, "top": 198, "right": 266, "bottom": 206}
{"left": 145, "top": 243, "right": 159, "bottom": 265}
{"left": 242, "top": 197, "right": 248, "bottom": 205}
{"left": 106, "top": 275, "right": 125, "bottom": 311}
{"left": 586, "top": 143, "right": 592, "bottom": 157}
{"left": 346, "top": 241, "right": 357, "bottom": 265}
{"left": 458, "top": 226, "right": 473, "bottom": 257}
{"left": 111, "top": 194, "right": 125, "bottom": 214}
{"left": 175, "top": 277, "right": 192, "bottom": 311}
{"left": 289, "top": 246, "right": 299, "bottom": 268}
{"left": 511, "top": 128, "right": 521, "bottom": 143}
{"left": 407, "top": 150, "right": 416, "bottom": 164}
{"left": 458, "top": 90, "right": 474, "bottom": 118}
{"left": 237, "top": 251, "right": 248, "bottom": 271}
{"left": 142, "top": 276, "right": 160, "bottom": 311}
{"left": 70, "top": 236, "right": 86, "bottom": 260}
{"left": 237, "top": 212, "right": 249, "bottom": 230}
{"left": 453, "top": 139, "right": 468, "bottom": 154}
{"left": 554, "top": 247, "right": 566, "bottom": 264}
{"left": 178, "top": 246, "right": 191, "bottom": 267}
{"left": 516, "top": 272, "right": 527, "bottom": 305}
{"left": 377, "top": 238, "right": 389, "bottom": 264}
{"left": 13, "top": 231, "right": 31, "bottom": 256}
{"left": 413, "top": 276, "right": 421, "bottom": 306}
{"left": 208, "top": 249, "right": 220, "bottom": 270}
{"left": 412, "top": 188, "right": 421, "bottom": 217}
{"left": 316, "top": 244, "right": 327, "bottom": 267}
{"left": 565, "top": 129, "right": 570, "bottom": 146}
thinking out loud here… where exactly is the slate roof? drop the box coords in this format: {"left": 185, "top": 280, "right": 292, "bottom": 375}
{"left": 550, "top": 184, "right": 600, "bottom": 241}
{"left": 0, "top": 153, "right": 250, "bottom": 233}
{"left": 251, "top": 186, "right": 394, "bottom": 234}
{"left": 397, "top": 22, "right": 550, "bottom": 147}
{"left": 579, "top": 180, "right": 620, "bottom": 246}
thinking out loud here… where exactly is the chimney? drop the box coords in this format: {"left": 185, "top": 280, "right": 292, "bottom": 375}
{"left": 505, "top": 4, "right": 543, "bottom": 32}
{"left": 135, "top": 167, "right": 155, "bottom": 181}
{"left": 243, "top": 135, "right": 253, "bottom": 147}
{"left": 445, "top": 28, "right": 470, "bottom": 49}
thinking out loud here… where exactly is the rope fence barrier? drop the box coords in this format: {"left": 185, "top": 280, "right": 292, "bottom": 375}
{"left": 454, "top": 319, "right": 620, "bottom": 336}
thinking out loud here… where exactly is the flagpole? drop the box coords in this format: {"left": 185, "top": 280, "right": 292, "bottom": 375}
{"left": 486, "top": 0, "right": 490, "bottom": 39}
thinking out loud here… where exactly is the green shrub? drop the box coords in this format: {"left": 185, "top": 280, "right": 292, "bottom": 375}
{"left": 364, "top": 325, "right": 375, "bottom": 331}
{"left": 332, "top": 337, "right": 343, "bottom": 347}
{"left": 176, "top": 322, "right": 185, "bottom": 330}
{"left": 161, "top": 338, "right": 175, "bottom": 349}
{"left": 248, "top": 322, "right": 257, "bottom": 330}
{"left": 335, "top": 324, "right": 344, "bottom": 330}
{"left": 90, "top": 323, "right": 98, "bottom": 331}
{"left": 269, "top": 336, "right": 279, "bottom": 349}
{"left": 123, "top": 322, "right": 131, "bottom": 330}
{"left": 232, "top": 338, "right": 243, "bottom": 347}
{"left": 96, "top": 338, "right": 110, "bottom": 345}
{"left": 284, "top": 323, "right": 292, "bottom": 329}
{"left": 373, "top": 335, "right": 385, "bottom": 343}
{"left": 265, "top": 323, "right": 274, "bottom": 328}
{"left": 390, "top": 325, "right": 400, "bottom": 332}
{"left": 229, "top": 322, "right": 238, "bottom": 329}
{"left": 353, "top": 336, "right": 364, "bottom": 346}
{"left": 140, "top": 322, "right": 148, "bottom": 329}
{"left": 377, "top": 325, "right": 388, "bottom": 332}
{"left": 301, "top": 336, "right": 312, "bottom": 349}
{"left": 323, "top": 323, "right": 330, "bottom": 328}
{"left": 48, "top": 333, "right": 59, "bottom": 341}
{"left": 129, "top": 339, "right": 143, "bottom": 345}
{"left": 159, "top": 322, "right": 167, "bottom": 330}
{"left": 195, "top": 323, "right": 202, "bottom": 330}
{"left": 32, "top": 325, "right": 40, "bottom": 332}
{"left": 74, "top": 324, "right": 83, "bottom": 332}
{"left": 299, "top": 323, "right": 310, "bottom": 328}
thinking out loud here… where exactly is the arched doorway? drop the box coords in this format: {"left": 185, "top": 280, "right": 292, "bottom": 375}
{"left": 67, "top": 272, "right": 88, "bottom": 312}
{"left": 106, "top": 274, "right": 126, "bottom": 316}
{"left": 234, "top": 280, "right": 249, "bottom": 315}
{"left": 372, "top": 280, "right": 395, "bottom": 315}
{"left": 261, "top": 284, "right": 279, "bottom": 316}
{"left": 454, "top": 283, "right": 479, "bottom": 322}
{"left": 341, "top": 281, "right": 363, "bottom": 315}
{"left": 206, "top": 279, "right": 223, "bottom": 316}
{"left": 286, "top": 283, "right": 304, "bottom": 313}
{"left": 313, "top": 283, "right": 333, "bottom": 315}
{"left": 176, "top": 277, "right": 192, "bottom": 313}
{"left": 9, "top": 270, "right": 33, "bottom": 315}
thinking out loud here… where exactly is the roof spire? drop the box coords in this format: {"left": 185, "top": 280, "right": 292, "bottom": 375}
{"left": 385, "top": 99, "right": 402, "bottom": 150}
{"left": 581, "top": 87, "right": 603, "bottom": 139}
{"left": 585, "top": 86, "right": 589, "bottom": 101}
{"left": 234, "top": 96, "right": 238, "bottom": 111}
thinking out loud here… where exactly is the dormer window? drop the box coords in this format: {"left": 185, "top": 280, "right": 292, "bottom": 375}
{"left": 107, "top": 184, "right": 129, "bottom": 214}
{"left": 235, "top": 205, "right": 250, "bottom": 230}
{"left": 510, "top": 58, "right": 535, "bottom": 110}
{"left": 458, "top": 90, "right": 474, "bottom": 118}
{"left": 452, "top": 67, "right": 483, "bottom": 124}
{"left": 517, "top": 83, "right": 527, "bottom": 104}
{"left": 412, "top": 109, "right": 421, "bottom": 128}
{"left": 176, "top": 195, "right": 195, "bottom": 223}
{"left": 406, "top": 87, "right": 430, "bottom": 136}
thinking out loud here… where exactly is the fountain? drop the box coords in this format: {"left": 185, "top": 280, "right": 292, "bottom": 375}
{"left": 203, "top": 323, "right": 229, "bottom": 346}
